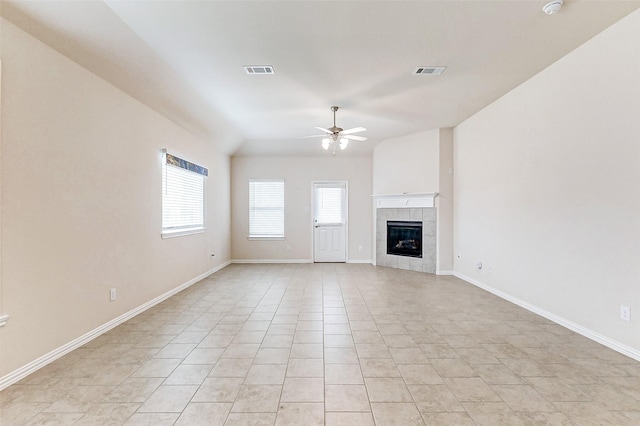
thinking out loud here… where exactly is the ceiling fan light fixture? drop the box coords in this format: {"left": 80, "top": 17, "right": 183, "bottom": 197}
{"left": 309, "top": 106, "right": 366, "bottom": 153}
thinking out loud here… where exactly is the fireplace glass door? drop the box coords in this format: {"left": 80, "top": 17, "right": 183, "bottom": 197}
{"left": 387, "top": 221, "right": 422, "bottom": 258}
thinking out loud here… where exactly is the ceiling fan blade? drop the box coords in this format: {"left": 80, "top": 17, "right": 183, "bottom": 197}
{"left": 344, "top": 135, "right": 367, "bottom": 141}
{"left": 315, "top": 127, "right": 332, "bottom": 135}
{"left": 341, "top": 126, "right": 366, "bottom": 135}
{"left": 301, "top": 135, "right": 327, "bottom": 139}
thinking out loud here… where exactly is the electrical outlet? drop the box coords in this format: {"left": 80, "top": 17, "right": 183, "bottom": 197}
{"left": 286, "top": 245, "right": 292, "bottom": 252}
{"left": 110, "top": 288, "right": 117, "bottom": 301}
{"left": 620, "top": 305, "right": 630, "bottom": 322}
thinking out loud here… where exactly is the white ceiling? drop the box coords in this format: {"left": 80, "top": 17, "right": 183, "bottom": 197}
{"left": 3, "top": 1, "right": 639, "bottom": 157}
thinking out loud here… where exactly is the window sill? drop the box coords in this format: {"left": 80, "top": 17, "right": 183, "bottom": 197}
{"left": 162, "top": 227, "right": 206, "bottom": 239}
{"left": 247, "top": 236, "right": 285, "bottom": 241}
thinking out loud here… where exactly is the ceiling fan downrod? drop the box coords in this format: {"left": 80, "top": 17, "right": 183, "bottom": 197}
{"left": 330, "top": 106, "right": 341, "bottom": 133}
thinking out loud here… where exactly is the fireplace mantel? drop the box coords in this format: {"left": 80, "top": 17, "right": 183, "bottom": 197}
{"left": 372, "top": 192, "right": 438, "bottom": 209}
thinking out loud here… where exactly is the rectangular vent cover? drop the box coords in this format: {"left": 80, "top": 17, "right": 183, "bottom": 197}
{"left": 414, "top": 66, "right": 446, "bottom": 75}
{"left": 244, "top": 66, "right": 275, "bottom": 75}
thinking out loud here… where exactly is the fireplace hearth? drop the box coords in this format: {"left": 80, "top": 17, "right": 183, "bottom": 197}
{"left": 387, "top": 221, "right": 422, "bottom": 258}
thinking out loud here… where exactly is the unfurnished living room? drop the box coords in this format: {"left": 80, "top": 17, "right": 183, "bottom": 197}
{"left": 1, "top": 1, "right": 640, "bottom": 425}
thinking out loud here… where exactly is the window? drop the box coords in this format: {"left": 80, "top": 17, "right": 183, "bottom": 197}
{"left": 249, "top": 179, "right": 284, "bottom": 238}
{"left": 161, "top": 150, "right": 207, "bottom": 238}
{"left": 314, "top": 185, "right": 345, "bottom": 225}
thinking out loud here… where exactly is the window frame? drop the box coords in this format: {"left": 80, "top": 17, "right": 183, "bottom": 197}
{"left": 248, "top": 179, "right": 285, "bottom": 240}
{"left": 314, "top": 184, "right": 346, "bottom": 226}
{"left": 161, "top": 150, "right": 207, "bottom": 239}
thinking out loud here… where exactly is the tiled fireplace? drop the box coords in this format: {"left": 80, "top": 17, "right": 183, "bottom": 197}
{"left": 373, "top": 193, "right": 438, "bottom": 274}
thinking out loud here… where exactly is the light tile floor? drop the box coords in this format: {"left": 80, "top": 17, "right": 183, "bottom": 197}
{"left": 2, "top": 263, "right": 640, "bottom": 425}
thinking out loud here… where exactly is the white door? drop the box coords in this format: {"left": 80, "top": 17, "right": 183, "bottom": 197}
{"left": 313, "top": 182, "right": 347, "bottom": 263}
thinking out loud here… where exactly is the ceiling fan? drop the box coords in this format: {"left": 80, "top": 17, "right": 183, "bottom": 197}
{"left": 307, "top": 106, "right": 367, "bottom": 154}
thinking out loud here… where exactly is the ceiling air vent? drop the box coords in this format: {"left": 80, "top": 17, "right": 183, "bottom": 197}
{"left": 414, "top": 66, "right": 446, "bottom": 75}
{"left": 244, "top": 65, "right": 275, "bottom": 75}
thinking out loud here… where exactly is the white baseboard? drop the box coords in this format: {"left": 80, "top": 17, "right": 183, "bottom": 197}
{"left": 0, "top": 261, "right": 231, "bottom": 391}
{"left": 231, "top": 259, "right": 313, "bottom": 264}
{"left": 454, "top": 272, "right": 640, "bottom": 362}
{"left": 436, "top": 270, "right": 454, "bottom": 275}
{"left": 232, "top": 259, "right": 372, "bottom": 265}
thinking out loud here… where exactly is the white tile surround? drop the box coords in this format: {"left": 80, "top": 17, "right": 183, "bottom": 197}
{"left": 373, "top": 193, "right": 438, "bottom": 274}
{"left": 376, "top": 208, "right": 437, "bottom": 273}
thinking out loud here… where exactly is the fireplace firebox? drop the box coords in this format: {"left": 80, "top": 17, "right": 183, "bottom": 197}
{"left": 387, "top": 221, "right": 422, "bottom": 258}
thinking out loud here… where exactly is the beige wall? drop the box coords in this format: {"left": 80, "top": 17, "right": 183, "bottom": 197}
{"left": 454, "top": 10, "right": 640, "bottom": 353}
{"left": 437, "top": 128, "right": 454, "bottom": 273}
{"left": 0, "top": 20, "right": 232, "bottom": 378}
{"left": 231, "top": 156, "right": 372, "bottom": 262}
{"left": 0, "top": 56, "right": 3, "bottom": 320}
{"left": 372, "top": 129, "right": 439, "bottom": 195}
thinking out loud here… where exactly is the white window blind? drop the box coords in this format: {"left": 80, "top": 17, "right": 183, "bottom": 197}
{"left": 315, "top": 185, "right": 344, "bottom": 225}
{"left": 249, "top": 179, "right": 284, "bottom": 238}
{"left": 162, "top": 151, "right": 207, "bottom": 237}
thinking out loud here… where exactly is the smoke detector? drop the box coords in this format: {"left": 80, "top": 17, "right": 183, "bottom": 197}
{"left": 542, "top": 0, "right": 563, "bottom": 15}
